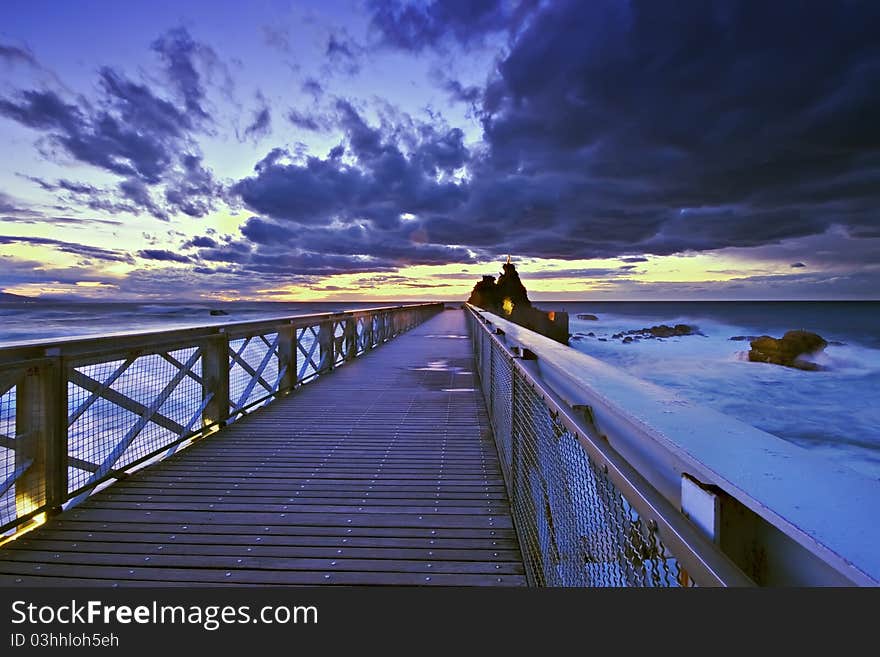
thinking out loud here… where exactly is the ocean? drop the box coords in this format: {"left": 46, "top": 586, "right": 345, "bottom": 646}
{"left": 0, "top": 300, "right": 393, "bottom": 345}
{"left": 1, "top": 299, "right": 878, "bottom": 481}
{"left": 545, "top": 301, "right": 880, "bottom": 480}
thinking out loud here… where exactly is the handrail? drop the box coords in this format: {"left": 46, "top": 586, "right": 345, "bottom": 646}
{"left": 0, "top": 303, "right": 441, "bottom": 362}
{"left": 466, "top": 304, "right": 880, "bottom": 586}
{"left": 0, "top": 302, "right": 444, "bottom": 535}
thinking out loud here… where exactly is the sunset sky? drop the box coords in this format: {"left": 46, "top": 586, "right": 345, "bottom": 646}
{"left": 1, "top": 0, "right": 878, "bottom": 302}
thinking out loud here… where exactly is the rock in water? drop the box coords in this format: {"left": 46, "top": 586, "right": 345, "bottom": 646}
{"left": 638, "top": 323, "right": 700, "bottom": 338}
{"left": 577, "top": 314, "right": 599, "bottom": 320}
{"left": 748, "top": 330, "right": 827, "bottom": 371}
{"left": 210, "top": 309, "right": 229, "bottom": 316}
{"left": 613, "top": 324, "right": 702, "bottom": 339}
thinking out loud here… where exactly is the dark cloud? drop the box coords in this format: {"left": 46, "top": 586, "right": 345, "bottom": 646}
{"left": 287, "top": 108, "right": 332, "bottom": 132}
{"left": 1, "top": 28, "right": 227, "bottom": 222}
{"left": 242, "top": 92, "right": 271, "bottom": 142}
{"left": 119, "top": 178, "right": 168, "bottom": 221}
{"left": 0, "top": 86, "right": 177, "bottom": 184}
{"left": 162, "top": 154, "right": 222, "bottom": 218}
{"left": 0, "top": 235, "right": 135, "bottom": 263}
{"left": 150, "top": 27, "right": 214, "bottom": 122}
{"left": 0, "top": 43, "right": 37, "bottom": 67}
{"left": 0, "top": 191, "right": 41, "bottom": 217}
{"left": 238, "top": 216, "right": 475, "bottom": 265}
{"left": 114, "top": 265, "right": 318, "bottom": 299}
{"left": 25, "top": 176, "right": 99, "bottom": 196}
{"left": 0, "top": 255, "right": 116, "bottom": 291}
{"left": 0, "top": 190, "right": 121, "bottom": 227}
{"left": 136, "top": 249, "right": 192, "bottom": 263}
{"left": 22, "top": 175, "right": 144, "bottom": 216}
{"left": 440, "top": 77, "right": 481, "bottom": 106}
{"left": 301, "top": 78, "right": 324, "bottom": 99}
{"left": 231, "top": 102, "right": 475, "bottom": 270}
{"left": 0, "top": 89, "right": 82, "bottom": 131}
{"left": 462, "top": 0, "right": 880, "bottom": 260}
{"left": 4, "top": 3, "right": 880, "bottom": 300}
{"left": 366, "top": 0, "right": 533, "bottom": 52}
{"left": 98, "top": 67, "right": 192, "bottom": 140}
{"left": 325, "top": 32, "right": 364, "bottom": 74}
{"left": 183, "top": 235, "right": 219, "bottom": 249}
{"left": 0, "top": 215, "right": 121, "bottom": 227}
{"left": 511, "top": 267, "right": 627, "bottom": 279}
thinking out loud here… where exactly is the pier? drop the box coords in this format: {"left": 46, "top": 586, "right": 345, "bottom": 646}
{"left": 0, "top": 304, "right": 878, "bottom": 586}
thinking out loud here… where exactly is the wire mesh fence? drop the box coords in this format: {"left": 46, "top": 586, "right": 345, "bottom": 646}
{"left": 0, "top": 368, "right": 44, "bottom": 531}
{"left": 0, "top": 304, "right": 443, "bottom": 535}
{"left": 469, "top": 309, "right": 692, "bottom": 587}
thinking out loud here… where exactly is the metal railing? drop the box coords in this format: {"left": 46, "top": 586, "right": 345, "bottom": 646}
{"left": 467, "top": 305, "right": 751, "bottom": 587}
{"left": 0, "top": 303, "right": 443, "bottom": 535}
{"left": 467, "top": 304, "right": 880, "bottom": 587}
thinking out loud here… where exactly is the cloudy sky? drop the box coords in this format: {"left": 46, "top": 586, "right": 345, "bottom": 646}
{"left": 1, "top": 0, "right": 878, "bottom": 302}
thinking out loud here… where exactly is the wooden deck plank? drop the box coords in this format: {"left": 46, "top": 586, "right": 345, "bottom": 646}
{"left": 0, "top": 562, "right": 526, "bottom": 586}
{"left": 100, "top": 488, "right": 509, "bottom": 500}
{"left": 35, "top": 519, "right": 518, "bottom": 539}
{"left": 6, "top": 539, "right": 523, "bottom": 562}
{"left": 19, "top": 528, "right": 519, "bottom": 549}
{"left": 0, "top": 310, "right": 524, "bottom": 587}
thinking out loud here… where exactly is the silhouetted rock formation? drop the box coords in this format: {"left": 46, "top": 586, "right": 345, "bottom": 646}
{"left": 496, "top": 258, "right": 531, "bottom": 309}
{"left": 467, "top": 257, "right": 532, "bottom": 311}
{"left": 577, "top": 314, "right": 599, "bottom": 320}
{"left": 468, "top": 275, "right": 500, "bottom": 309}
{"left": 748, "top": 330, "right": 827, "bottom": 371}
{"left": 467, "top": 257, "right": 568, "bottom": 344}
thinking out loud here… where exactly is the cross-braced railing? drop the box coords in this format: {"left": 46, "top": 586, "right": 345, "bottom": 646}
{"left": 0, "top": 303, "right": 443, "bottom": 534}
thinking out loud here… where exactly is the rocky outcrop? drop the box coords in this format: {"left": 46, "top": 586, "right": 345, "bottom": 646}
{"left": 636, "top": 324, "right": 701, "bottom": 338}
{"left": 747, "top": 330, "right": 827, "bottom": 371}
{"left": 467, "top": 275, "right": 499, "bottom": 310}
{"left": 467, "top": 257, "right": 531, "bottom": 310}
{"left": 611, "top": 324, "right": 702, "bottom": 341}
{"left": 576, "top": 313, "right": 599, "bottom": 320}
{"left": 467, "top": 257, "right": 568, "bottom": 344}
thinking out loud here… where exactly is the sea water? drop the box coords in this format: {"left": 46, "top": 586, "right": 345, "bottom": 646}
{"left": 547, "top": 301, "right": 880, "bottom": 480}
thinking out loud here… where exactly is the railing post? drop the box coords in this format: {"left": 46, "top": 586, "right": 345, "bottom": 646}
{"left": 202, "top": 332, "right": 230, "bottom": 428}
{"left": 379, "top": 313, "right": 387, "bottom": 343}
{"left": 277, "top": 325, "right": 296, "bottom": 392}
{"left": 318, "top": 321, "right": 334, "bottom": 373}
{"left": 344, "top": 316, "right": 357, "bottom": 360}
{"left": 15, "top": 356, "right": 66, "bottom": 518}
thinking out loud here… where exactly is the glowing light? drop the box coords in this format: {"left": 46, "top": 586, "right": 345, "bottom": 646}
{"left": 502, "top": 298, "right": 514, "bottom": 315}
{"left": 548, "top": 311, "right": 556, "bottom": 321}
{"left": 0, "top": 512, "right": 47, "bottom": 548}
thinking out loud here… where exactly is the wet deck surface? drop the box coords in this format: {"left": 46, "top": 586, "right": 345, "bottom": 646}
{"left": 0, "top": 310, "right": 525, "bottom": 586}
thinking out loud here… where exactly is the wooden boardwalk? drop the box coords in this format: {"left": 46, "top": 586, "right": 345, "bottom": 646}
{"left": 0, "top": 310, "right": 524, "bottom": 586}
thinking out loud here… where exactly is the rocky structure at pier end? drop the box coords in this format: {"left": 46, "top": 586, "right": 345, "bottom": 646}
{"left": 467, "top": 257, "right": 569, "bottom": 344}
